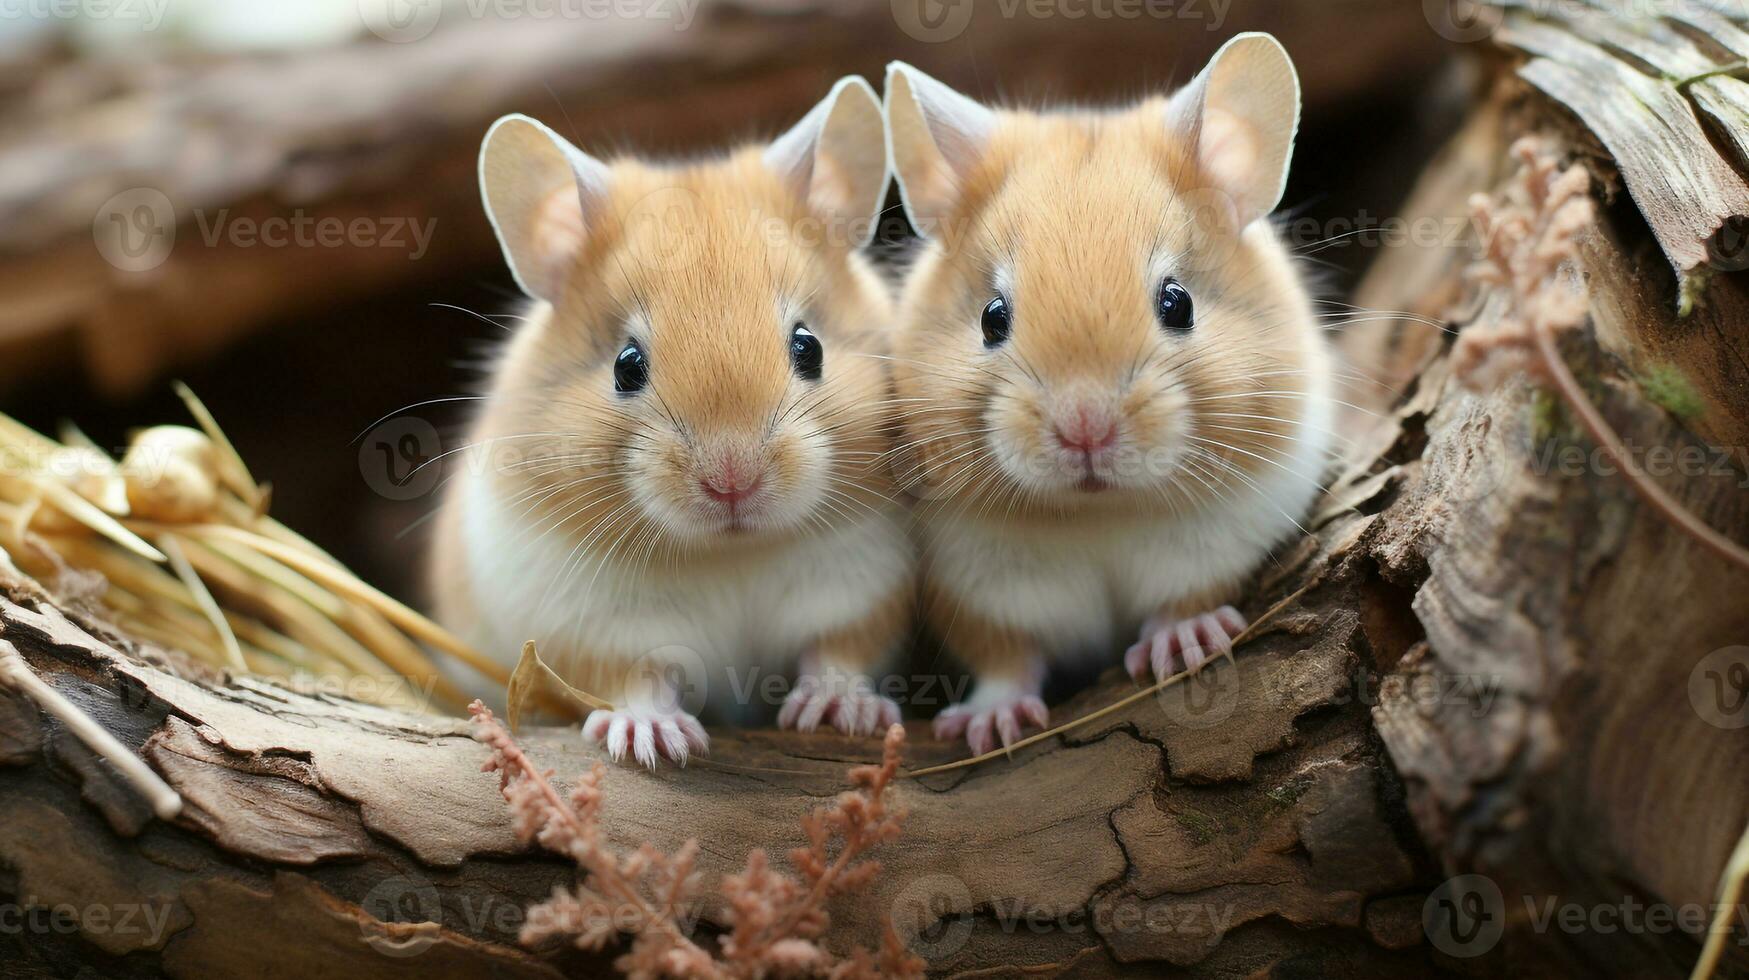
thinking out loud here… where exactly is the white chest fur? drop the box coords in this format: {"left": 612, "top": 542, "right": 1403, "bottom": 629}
{"left": 920, "top": 394, "right": 1332, "bottom": 660}
{"left": 458, "top": 471, "right": 913, "bottom": 674}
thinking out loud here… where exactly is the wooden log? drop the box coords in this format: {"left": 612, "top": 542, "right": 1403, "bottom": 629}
{"left": 0, "top": 549, "right": 1435, "bottom": 976}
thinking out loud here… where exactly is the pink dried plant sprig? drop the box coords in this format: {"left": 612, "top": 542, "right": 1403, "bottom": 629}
{"left": 472, "top": 702, "right": 722, "bottom": 977}
{"left": 721, "top": 725, "right": 908, "bottom": 968}
{"left": 469, "top": 702, "right": 925, "bottom": 979}
{"left": 1454, "top": 137, "right": 1594, "bottom": 392}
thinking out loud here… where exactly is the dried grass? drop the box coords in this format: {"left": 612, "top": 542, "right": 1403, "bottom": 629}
{"left": 0, "top": 388, "right": 509, "bottom": 714}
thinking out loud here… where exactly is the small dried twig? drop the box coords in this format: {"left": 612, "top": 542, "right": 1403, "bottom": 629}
{"left": 0, "top": 636, "right": 181, "bottom": 820}
{"left": 470, "top": 702, "right": 922, "bottom": 979}
{"left": 1530, "top": 319, "right": 1749, "bottom": 570}
{"left": 903, "top": 581, "right": 1310, "bottom": 777}
{"left": 159, "top": 535, "right": 245, "bottom": 672}
{"left": 1691, "top": 816, "right": 1749, "bottom": 980}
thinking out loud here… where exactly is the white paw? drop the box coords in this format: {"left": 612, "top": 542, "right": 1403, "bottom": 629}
{"left": 1124, "top": 605, "right": 1246, "bottom": 683}
{"left": 777, "top": 668, "right": 900, "bottom": 736}
{"left": 932, "top": 679, "right": 1049, "bottom": 756}
{"left": 582, "top": 706, "right": 709, "bottom": 769}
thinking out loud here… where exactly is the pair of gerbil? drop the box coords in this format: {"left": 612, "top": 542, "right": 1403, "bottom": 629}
{"left": 428, "top": 32, "right": 1336, "bottom": 768}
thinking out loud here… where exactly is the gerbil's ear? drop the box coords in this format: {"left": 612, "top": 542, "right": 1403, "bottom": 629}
{"left": 1165, "top": 32, "right": 1300, "bottom": 229}
{"left": 479, "top": 113, "right": 611, "bottom": 302}
{"left": 883, "top": 61, "right": 995, "bottom": 237}
{"left": 765, "top": 76, "right": 888, "bottom": 247}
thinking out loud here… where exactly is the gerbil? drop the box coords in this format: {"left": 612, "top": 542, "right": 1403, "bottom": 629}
{"left": 429, "top": 77, "right": 915, "bottom": 768}
{"left": 882, "top": 35, "right": 1336, "bottom": 753}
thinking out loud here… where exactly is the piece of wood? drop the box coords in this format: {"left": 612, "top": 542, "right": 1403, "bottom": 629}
{"left": 1339, "top": 62, "right": 1749, "bottom": 978}
{"left": 1490, "top": 4, "right": 1749, "bottom": 312}
{"left": 0, "top": 569, "right": 1433, "bottom": 976}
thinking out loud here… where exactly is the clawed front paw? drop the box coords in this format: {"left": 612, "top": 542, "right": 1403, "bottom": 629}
{"left": 582, "top": 707, "right": 709, "bottom": 769}
{"left": 778, "top": 669, "right": 900, "bottom": 736}
{"left": 1124, "top": 605, "right": 1246, "bottom": 683}
{"left": 932, "top": 686, "right": 1049, "bottom": 756}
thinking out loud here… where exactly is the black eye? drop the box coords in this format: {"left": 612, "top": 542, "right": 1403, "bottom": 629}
{"left": 1156, "top": 278, "right": 1194, "bottom": 333}
{"left": 613, "top": 341, "right": 648, "bottom": 394}
{"left": 981, "top": 296, "right": 1011, "bottom": 348}
{"left": 790, "top": 323, "right": 823, "bottom": 381}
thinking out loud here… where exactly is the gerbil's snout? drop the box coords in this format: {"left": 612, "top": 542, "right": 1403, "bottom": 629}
{"left": 698, "top": 453, "right": 766, "bottom": 508}
{"left": 987, "top": 371, "right": 1190, "bottom": 498}
{"left": 694, "top": 442, "right": 771, "bottom": 518}
{"left": 1041, "top": 391, "right": 1124, "bottom": 492}
{"left": 1051, "top": 402, "right": 1119, "bottom": 456}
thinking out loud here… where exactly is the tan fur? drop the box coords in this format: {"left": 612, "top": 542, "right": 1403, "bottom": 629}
{"left": 814, "top": 582, "right": 915, "bottom": 672}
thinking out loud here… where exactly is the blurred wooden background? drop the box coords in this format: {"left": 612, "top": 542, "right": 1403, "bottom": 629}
{"left": 0, "top": 0, "right": 1462, "bottom": 602}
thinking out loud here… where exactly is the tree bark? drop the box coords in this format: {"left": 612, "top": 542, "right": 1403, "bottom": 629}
{"left": 4, "top": 18, "right": 1749, "bottom": 980}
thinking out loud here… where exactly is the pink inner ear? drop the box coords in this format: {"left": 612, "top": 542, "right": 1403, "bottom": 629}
{"left": 809, "top": 151, "right": 854, "bottom": 217}
{"left": 1198, "top": 107, "right": 1260, "bottom": 208}
{"left": 529, "top": 183, "right": 586, "bottom": 284}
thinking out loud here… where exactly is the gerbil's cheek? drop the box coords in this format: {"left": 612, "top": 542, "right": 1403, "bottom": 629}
{"left": 764, "top": 426, "right": 830, "bottom": 522}
{"left": 1120, "top": 386, "right": 1192, "bottom": 488}
{"left": 622, "top": 436, "right": 707, "bottom": 538}
{"left": 985, "top": 395, "right": 1055, "bottom": 489}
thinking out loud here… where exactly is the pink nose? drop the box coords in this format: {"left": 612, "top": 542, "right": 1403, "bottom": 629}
{"left": 1054, "top": 407, "right": 1117, "bottom": 454}
{"left": 702, "top": 472, "right": 762, "bottom": 505}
